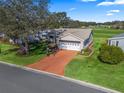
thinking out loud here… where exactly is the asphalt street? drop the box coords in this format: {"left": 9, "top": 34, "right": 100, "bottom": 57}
{"left": 0, "top": 62, "right": 117, "bottom": 93}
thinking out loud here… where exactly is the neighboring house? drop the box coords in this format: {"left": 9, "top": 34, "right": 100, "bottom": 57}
{"left": 58, "top": 29, "right": 93, "bottom": 51}
{"left": 108, "top": 33, "right": 124, "bottom": 50}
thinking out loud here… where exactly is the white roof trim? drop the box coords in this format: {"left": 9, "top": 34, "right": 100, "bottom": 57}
{"left": 108, "top": 37, "right": 124, "bottom": 40}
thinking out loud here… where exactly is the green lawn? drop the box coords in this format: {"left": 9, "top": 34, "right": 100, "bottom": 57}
{"left": 65, "top": 28, "right": 124, "bottom": 92}
{"left": 0, "top": 44, "right": 45, "bottom": 66}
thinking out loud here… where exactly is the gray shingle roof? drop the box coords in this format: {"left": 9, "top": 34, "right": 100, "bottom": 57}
{"left": 60, "top": 28, "right": 92, "bottom": 40}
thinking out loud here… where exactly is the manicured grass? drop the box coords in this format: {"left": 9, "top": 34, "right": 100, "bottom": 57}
{"left": 0, "top": 44, "right": 45, "bottom": 66}
{"left": 65, "top": 28, "right": 124, "bottom": 92}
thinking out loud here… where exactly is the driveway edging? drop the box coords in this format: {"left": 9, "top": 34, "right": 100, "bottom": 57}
{"left": 0, "top": 61, "right": 121, "bottom": 93}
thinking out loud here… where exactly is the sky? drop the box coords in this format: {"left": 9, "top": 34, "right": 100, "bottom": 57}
{"left": 50, "top": 0, "right": 124, "bottom": 23}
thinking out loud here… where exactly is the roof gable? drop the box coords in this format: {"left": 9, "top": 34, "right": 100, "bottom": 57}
{"left": 60, "top": 33, "right": 82, "bottom": 41}
{"left": 60, "top": 29, "right": 92, "bottom": 40}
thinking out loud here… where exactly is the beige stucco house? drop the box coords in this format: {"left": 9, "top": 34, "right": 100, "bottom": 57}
{"left": 58, "top": 29, "right": 93, "bottom": 51}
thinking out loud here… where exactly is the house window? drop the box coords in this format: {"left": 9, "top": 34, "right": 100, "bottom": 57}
{"left": 111, "top": 41, "right": 116, "bottom": 46}
{"left": 116, "top": 41, "right": 119, "bottom": 46}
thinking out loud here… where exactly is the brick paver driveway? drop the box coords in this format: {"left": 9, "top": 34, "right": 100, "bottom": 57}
{"left": 27, "top": 50, "right": 78, "bottom": 75}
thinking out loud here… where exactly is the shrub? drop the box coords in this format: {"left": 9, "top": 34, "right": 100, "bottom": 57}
{"left": 81, "top": 48, "right": 92, "bottom": 56}
{"left": 28, "top": 41, "right": 48, "bottom": 55}
{"left": 98, "top": 44, "right": 124, "bottom": 64}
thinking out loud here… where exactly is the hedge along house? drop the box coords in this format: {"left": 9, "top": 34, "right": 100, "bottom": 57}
{"left": 58, "top": 29, "right": 93, "bottom": 51}
{"left": 108, "top": 33, "right": 124, "bottom": 51}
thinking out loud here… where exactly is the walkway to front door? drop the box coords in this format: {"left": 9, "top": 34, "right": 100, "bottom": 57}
{"left": 27, "top": 50, "right": 78, "bottom": 75}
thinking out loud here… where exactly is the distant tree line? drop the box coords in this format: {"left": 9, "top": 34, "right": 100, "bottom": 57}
{"left": 44, "top": 12, "right": 97, "bottom": 28}
{"left": 97, "top": 21, "right": 124, "bottom": 29}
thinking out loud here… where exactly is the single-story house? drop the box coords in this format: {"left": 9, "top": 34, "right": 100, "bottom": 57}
{"left": 58, "top": 29, "right": 93, "bottom": 51}
{"left": 108, "top": 33, "right": 124, "bottom": 50}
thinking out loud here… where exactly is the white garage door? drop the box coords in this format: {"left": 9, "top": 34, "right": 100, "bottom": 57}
{"left": 59, "top": 41, "right": 81, "bottom": 51}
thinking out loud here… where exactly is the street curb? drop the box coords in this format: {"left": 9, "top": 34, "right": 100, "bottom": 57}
{"left": 0, "top": 61, "right": 121, "bottom": 93}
